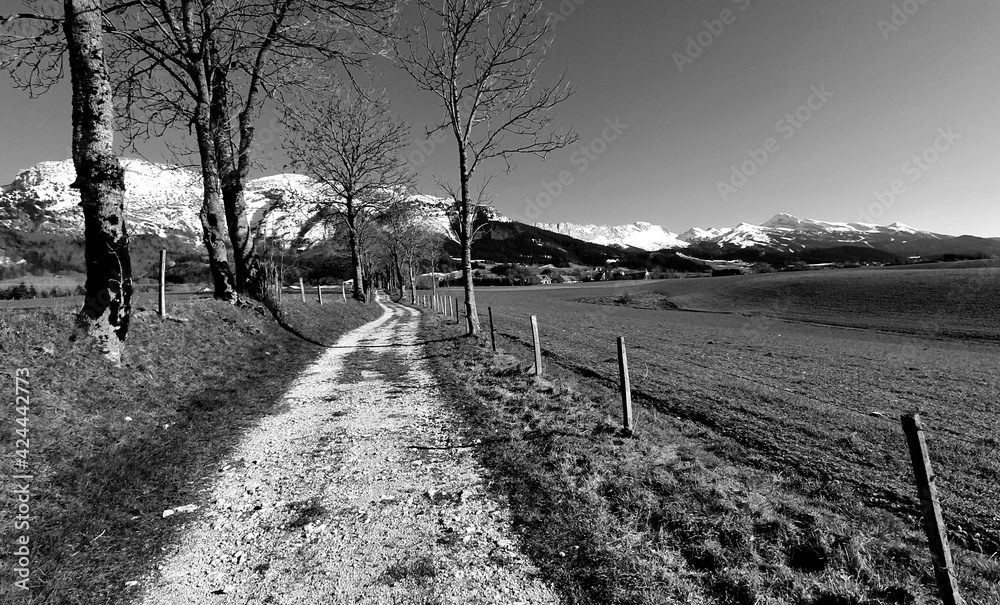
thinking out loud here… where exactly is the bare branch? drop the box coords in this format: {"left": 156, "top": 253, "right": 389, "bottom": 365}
{"left": 398, "top": 0, "right": 577, "bottom": 335}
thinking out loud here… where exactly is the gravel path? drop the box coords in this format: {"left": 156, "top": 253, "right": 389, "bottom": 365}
{"left": 135, "top": 297, "right": 560, "bottom": 605}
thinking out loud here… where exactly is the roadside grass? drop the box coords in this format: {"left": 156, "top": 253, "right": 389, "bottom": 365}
{"left": 419, "top": 314, "right": 1000, "bottom": 605}
{"left": 0, "top": 297, "right": 380, "bottom": 605}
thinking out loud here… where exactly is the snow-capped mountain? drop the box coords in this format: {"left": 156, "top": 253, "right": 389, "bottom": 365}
{"left": 533, "top": 212, "right": 953, "bottom": 253}
{"left": 0, "top": 159, "right": 205, "bottom": 240}
{"left": 678, "top": 226, "right": 733, "bottom": 243}
{"left": 0, "top": 158, "right": 459, "bottom": 254}
{"left": 533, "top": 221, "right": 688, "bottom": 251}
{"left": 4, "top": 158, "right": 996, "bottom": 267}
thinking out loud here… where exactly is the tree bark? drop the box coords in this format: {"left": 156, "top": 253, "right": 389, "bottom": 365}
{"left": 210, "top": 56, "right": 266, "bottom": 301}
{"left": 180, "top": 0, "right": 235, "bottom": 302}
{"left": 194, "top": 109, "right": 237, "bottom": 301}
{"left": 65, "top": 0, "right": 132, "bottom": 361}
{"left": 345, "top": 199, "right": 365, "bottom": 301}
{"left": 458, "top": 146, "right": 480, "bottom": 336}
{"left": 408, "top": 261, "right": 416, "bottom": 304}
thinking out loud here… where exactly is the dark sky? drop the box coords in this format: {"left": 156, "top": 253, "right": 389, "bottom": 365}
{"left": 2, "top": 0, "right": 999, "bottom": 236}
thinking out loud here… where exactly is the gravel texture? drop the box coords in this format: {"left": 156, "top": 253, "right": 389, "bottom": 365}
{"left": 135, "top": 298, "right": 560, "bottom": 604}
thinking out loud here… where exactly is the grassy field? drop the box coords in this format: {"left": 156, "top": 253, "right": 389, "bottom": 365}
{"left": 0, "top": 297, "right": 381, "bottom": 604}
{"left": 623, "top": 266, "right": 1000, "bottom": 341}
{"left": 420, "top": 267, "right": 1000, "bottom": 604}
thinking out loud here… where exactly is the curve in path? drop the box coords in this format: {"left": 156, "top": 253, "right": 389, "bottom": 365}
{"left": 135, "top": 298, "right": 559, "bottom": 605}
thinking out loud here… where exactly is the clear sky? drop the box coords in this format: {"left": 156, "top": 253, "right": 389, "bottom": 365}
{"left": 2, "top": 0, "right": 999, "bottom": 236}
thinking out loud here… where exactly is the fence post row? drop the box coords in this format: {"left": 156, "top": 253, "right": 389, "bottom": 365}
{"left": 158, "top": 249, "right": 166, "bottom": 317}
{"left": 617, "top": 336, "right": 634, "bottom": 434}
{"left": 900, "top": 413, "right": 965, "bottom": 605}
{"left": 530, "top": 315, "right": 542, "bottom": 377}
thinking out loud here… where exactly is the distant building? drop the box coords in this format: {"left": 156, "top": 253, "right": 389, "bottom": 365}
{"left": 608, "top": 267, "right": 649, "bottom": 280}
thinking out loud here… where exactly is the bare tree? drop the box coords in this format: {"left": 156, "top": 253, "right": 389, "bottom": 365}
{"left": 378, "top": 198, "right": 447, "bottom": 303}
{"left": 281, "top": 88, "right": 412, "bottom": 301}
{"left": 2, "top": 0, "right": 132, "bottom": 361}
{"left": 399, "top": 0, "right": 577, "bottom": 335}
{"left": 102, "top": 0, "right": 237, "bottom": 300}
{"left": 106, "top": 0, "right": 397, "bottom": 302}
{"left": 207, "top": 0, "right": 397, "bottom": 301}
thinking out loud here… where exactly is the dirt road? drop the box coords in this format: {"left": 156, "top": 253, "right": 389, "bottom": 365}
{"left": 135, "top": 298, "right": 559, "bottom": 604}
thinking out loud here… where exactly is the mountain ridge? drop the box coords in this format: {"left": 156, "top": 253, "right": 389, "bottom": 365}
{"left": 3, "top": 159, "right": 999, "bottom": 270}
{"left": 533, "top": 212, "right": 977, "bottom": 253}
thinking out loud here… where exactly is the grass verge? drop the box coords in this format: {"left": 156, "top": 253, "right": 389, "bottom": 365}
{"left": 0, "top": 297, "right": 381, "bottom": 604}
{"left": 419, "top": 315, "right": 1000, "bottom": 605}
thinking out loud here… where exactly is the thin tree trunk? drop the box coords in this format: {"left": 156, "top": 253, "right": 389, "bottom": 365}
{"left": 194, "top": 113, "right": 236, "bottom": 301}
{"left": 66, "top": 0, "right": 132, "bottom": 361}
{"left": 458, "top": 147, "right": 480, "bottom": 336}
{"left": 346, "top": 200, "right": 365, "bottom": 301}
{"left": 210, "top": 55, "right": 266, "bottom": 301}
{"left": 408, "top": 261, "right": 416, "bottom": 304}
{"left": 182, "top": 0, "right": 235, "bottom": 302}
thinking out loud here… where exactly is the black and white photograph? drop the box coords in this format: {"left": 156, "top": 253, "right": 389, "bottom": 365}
{"left": 1, "top": 1, "right": 998, "bottom": 603}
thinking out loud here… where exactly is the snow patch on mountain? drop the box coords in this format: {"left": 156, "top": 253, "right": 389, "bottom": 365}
{"left": 678, "top": 226, "right": 734, "bottom": 242}
{"left": 533, "top": 221, "right": 689, "bottom": 251}
{"left": 0, "top": 159, "right": 462, "bottom": 248}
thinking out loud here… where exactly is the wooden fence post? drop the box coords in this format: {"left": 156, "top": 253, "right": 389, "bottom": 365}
{"left": 617, "top": 336, "right": 634, "bottom": 433}
{"left": 341, "top": 282, "right": 347, "bottom": 303}
{"left": 530, "top": 315, "right": 542, "bottom": 377}
{"left": 488, "top": 306, "right": 497, "bottom": 352}
{"left": 299, "top": 277, "right": 306, "bottom": 303}
{"left": 454, "top": 297, "right": 460, "bottom": 325}
{"left": 317, "top": 283, "right": 323, "bottom": 305}
{"left": 900, "top": 413, "right": 965, "bottom": 605}
{"left": 158, "top": 249, "right": 166, "bottom": 317}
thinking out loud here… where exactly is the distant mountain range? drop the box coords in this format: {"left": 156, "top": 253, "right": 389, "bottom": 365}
{"left": 2, "top": 158, "right": 998, "bottom": 271}
{"left": 534, "top": 214, "right": 1000, "bottom": 259}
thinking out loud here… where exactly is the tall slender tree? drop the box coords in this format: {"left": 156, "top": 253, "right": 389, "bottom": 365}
{"left": 399, "top": 0, "right": 577, "bottom": 335}
{"left": 281, "top": 88, "right": 412, "bottom": 301}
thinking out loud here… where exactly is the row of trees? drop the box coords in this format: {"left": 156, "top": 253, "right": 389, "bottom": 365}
{"left": 1, "top": 0, "right": 576, "bottom": 359}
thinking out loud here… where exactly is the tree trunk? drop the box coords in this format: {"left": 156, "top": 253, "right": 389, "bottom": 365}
{"left": 408, "top": 260, "right": 416, "bottom": 304}
{"left": 458, "top": 147, "right": 480, "bottom": 336}
{"left": 65, "top": 0, "right": 132, "bottom": 362}
{"left": 345, "top": 199, "right": 365, "bottom": 301}
{"left": 210, "top": 58, "right": 266, "bottom": 301}
{"left": 195, "top": 112, "right": 237, "bottom": 301}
